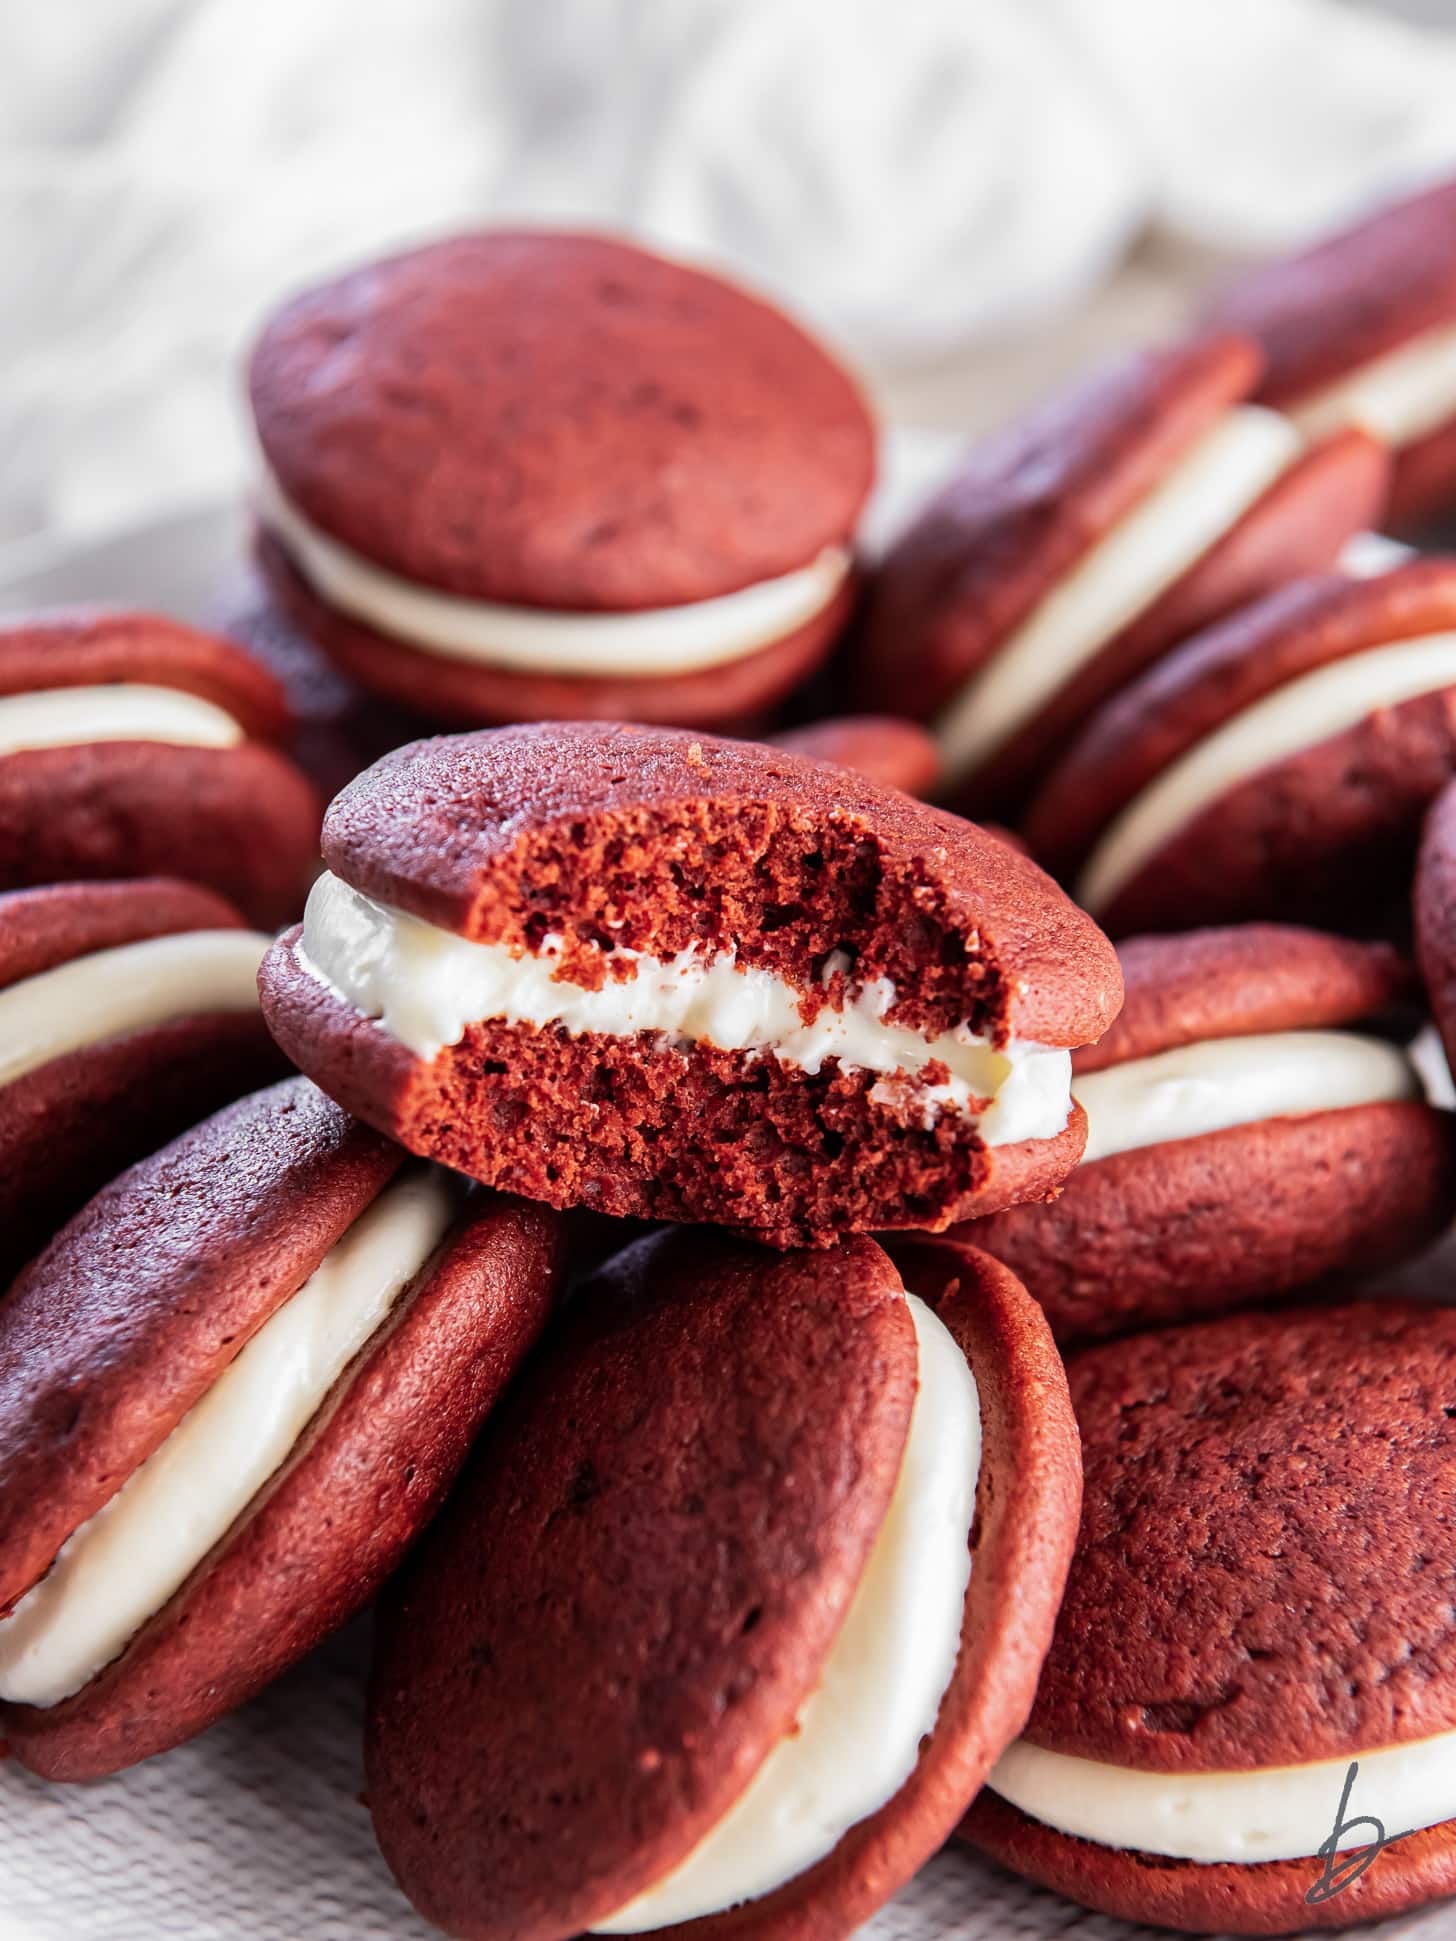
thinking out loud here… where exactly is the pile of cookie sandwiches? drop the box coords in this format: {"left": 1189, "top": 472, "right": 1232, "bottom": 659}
{"left": 8, "top": 177, "right": 1456, "bottom": 1941}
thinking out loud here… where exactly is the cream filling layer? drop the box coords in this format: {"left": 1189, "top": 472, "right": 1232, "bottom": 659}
{"left": 0, "top": 928, "right": 271, "bottom": 1091}
{"left": 0, "top": 1166, "right": 457, "bottom": 1708}
{"left": 1291, "top": 316, "right": 1456, "bottom": 450}
{"left": 1079, "top": 630, "right": 1456, "bottom": 915}
{"left": 934, "top": 406, "right": 1300, "bottom": 788}
{"left": 0, "top": 684, "right": 243, "bottom": 757}
{"left": 989, "top": 1732, "right": 1456, "bottom": 1865}
{"left": 1077, "top": 1030, "right": 1421, "bottom": 1165}
{"left": 594, "top": 1291, "right": 980, "bottom": 1931}
{"left": 296, "top": 873, "right": 1073, "bottom": 1146}
{"left": 258, "top": 472, "right": 851, "bottom": 678}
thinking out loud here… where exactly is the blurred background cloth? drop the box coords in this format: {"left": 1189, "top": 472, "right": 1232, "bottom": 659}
{"left": 5, "top": 0, "right": 1456, "bottom": 560}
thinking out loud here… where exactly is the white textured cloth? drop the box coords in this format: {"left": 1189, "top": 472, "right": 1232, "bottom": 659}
{"left": 5, "top": 0, "right": 1456, "bottom": 555}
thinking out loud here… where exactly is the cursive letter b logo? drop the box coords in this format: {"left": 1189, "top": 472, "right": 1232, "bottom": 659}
{"left": 1306, "top": 1762, "right": 1408, "bottom": 1906}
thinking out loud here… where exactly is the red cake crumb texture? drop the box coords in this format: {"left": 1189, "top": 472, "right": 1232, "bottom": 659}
{"left": 261, "top": 724, "right": 1122, "bottom": 1243}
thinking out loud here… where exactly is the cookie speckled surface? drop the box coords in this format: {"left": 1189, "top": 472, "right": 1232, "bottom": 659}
{"left": 933, "top": 925, "right": 1455, "bottom": 1343}
{"left": 248, "top": 231, "right": 874, "bottom": 728}
{"left": 367, "top": 1228, "right": 1079, "bottom": 1941}
{"left": 855, "top": 334, "right": 1387, "bottom": 815}
{"left": 0, "top": 878, "right": 288, "bottom": 1289}
{"left": 770, "top": 715, "right": 941, "bottom": 797}
{"left": 261, "top": 722, "right": 1122, "bottom": 1244}
{"left": 0, "top": 609, "right": 320, "bottom": 926}
{"left": 964, "top": 1300, "right": 1456, "bottom": 1932}
{"left": 1203, "top": 173, "right": 1456, "bottom": 527}
{"left": 0, "top": 1076, "right": 564, "bottom": 1779}
{"left": 1029, "top": 561, "right": 1456, "bottom": 935}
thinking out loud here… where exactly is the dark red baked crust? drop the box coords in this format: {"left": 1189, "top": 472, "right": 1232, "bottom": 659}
{"left": 262, "top": 934, "right": 1089, "bottom": 1245}
{"left": 941, "top": 1102, "right": 1456, "bottom": 1343}
{"left": 1026, "top": 559, "right": 1456, "bottom": 880}
{"left": 310, "top": 724, "right": 1121, "bottom": 1050}
{"left": 944, "top": 427, "right": 1390, "bottom": 817}
{"left": 0, "top": 1012, "right": 290, "bottom": 1297}
{"left": 966, "top": 1788, "right": 1456, "bottom": 1935}
{"left": 0, "top": 1078, "right": 402, "bottom": 1614}
{"left": 2, "top": 1190, "right": 564, "bottom": 1780}
{"left": 0, "top": 880, "right": 288, "bottom": 1288}
{"left": 1202, "top": 174, "right": 1456, "bottom": 410}
{"left": 770, "top": 716, "right": 941, "bottom": 797}
{"left": 367, "top": 1230, "right": 919, "bottom": 1940}
{"left": 1024, "top": 1300, "right": 1456, "bottom": 1770}
{"left": 1077, "top": 924, "right": 1411, "bottom": 1073}
{"left": 0, "top": 608, "right": 290, "bottom": 742}
{"left": 0, "top": 738, "right": 320, "bottom": 928}
{"left": 208, "top": 561, "right": 427, "bottom": 801}
{"left": 251, "top": 231, "right": 875, "bottom": 608}
{"left": 367, "top": 1233, "right": 1080, "bottom": 1941}
{"left": 0, "top": 878, "right": 246, "bottom": 991}
{"left": 1390, "top": 411, "right": 1456, "bottom": 528}
{"left": 854, "top": 334, "right": 1259, "bottom": 724}
{"left": 1418, "top": 780, "right": 1456, "bottom": 1076}
{"left": 684, "top": 1246, "right": 1081, "bottom": 1941}
{"left": 256, "top": 527, "right": 854, "bottom": 732}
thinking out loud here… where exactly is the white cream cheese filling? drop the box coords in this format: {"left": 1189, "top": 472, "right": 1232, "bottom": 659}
{"left": 1079, "top": 629, "right": 1456, "bottom": 916}
{"left": 934, "top": 406, "right": 1301, "bottom": 789}
{"left": 0, "top": 684, "right": 244, "bottom": 758}
{"left": 1077, "top": 1029, "right": 1421, "bottom": 1165}
{"left": 258, "top": 472, "right": 851, "bottom": 679}
{"left": 0, "top": 928, "right": 271, "bottom": 1091}
{"left": 296, "top": 872, "right": 1072, "bottom": 1146}
{"left": 594, "top": 1291, "right": 980, "bottom": 1931}
{"left": 1291, "top": 315, "right": 1456, "bottom": 450}
{"left": 0, "top": 1166, "right": 458, "bottom": 1709}
{"left": 989, "top": 1730, "right": 1456, "bottom": 1865}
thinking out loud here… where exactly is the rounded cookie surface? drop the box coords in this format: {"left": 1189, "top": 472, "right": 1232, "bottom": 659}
{"left": 962, "top": 1300, "right": 1456, "bottom": 1931}
{"left": 251, "top": 231, "right": 876, "bottom": 609}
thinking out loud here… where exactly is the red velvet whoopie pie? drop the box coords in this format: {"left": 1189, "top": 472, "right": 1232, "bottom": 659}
{"left": 0, "top": 1076, "right": 564, "bottom": 1780}
{"left": 367, "top": 1227, "right": 1080, "bottom": 1941}
{"left": 855, "top": 332, "right": 1388, "bottom": 819}
{"left": 249, "top": 231, "right": 875, "bottom": 733}
{"left": 0, "top": 608, "right": 320, "bottom": 926}
{"left": 259, "top": 722, "right": 1123, "bottom": 1246}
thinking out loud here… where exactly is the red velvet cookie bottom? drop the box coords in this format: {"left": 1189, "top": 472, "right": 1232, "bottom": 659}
{"left": 939, "top": 1102, "right": 1456, "bottom": 1344}
{"left": 1390, "top": 412, "right": 1456, "bottom": 532}
{"left": 257, "top": 529, "right": 855, "bottom": 732}
{"left": 209, "top": 561, "right": 433, "bottom": 801}
{"left": 1094, "top": 684, "right": 1456, "bottom": 936}
{"left": 0, "top": 740, "right": 320, "bottom": 930}
{"left": 262, "top": 933, "right": 1087, "bottom": 1247}
{"left": 0, "top": 1015, "right": 290, "bottom": 1289}
{"left": 964, "top": 1788, "right": 1456, "bottom": 1934}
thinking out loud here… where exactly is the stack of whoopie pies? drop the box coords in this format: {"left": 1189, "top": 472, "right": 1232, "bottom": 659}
{"left": 15, "top": 192, "right": 1456, "bottom": 1941}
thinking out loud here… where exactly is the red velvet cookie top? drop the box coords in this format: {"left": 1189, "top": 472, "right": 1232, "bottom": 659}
{"left": 1203, "top": 174, "right": 1456, "bottom": 408}
{"left": 855, "top": 333, "right": 1260, "bottom": 718}
{"left": 366, "top": 1227, "right": 916, "bottom": 1941}
{"left": 0, "top": 878, "right": 247, "bottom": 994}
{"left": 0, "top": 610, "right": 291, "bottom": 743}
{"left": 320, "top": 722, "right": 1123, "bottom": 1050}
{"left": 250, "top": 231, "right": 876, "bottom": 610}
{"left": 0, "top": 1077, "right": 402, "bottom": 1615}
{"left": 1076, "top": 924, "right": 1413, "bottom": 1074}
{"left": 1026, "top": 558, "right": 1456, "bottom": 874}
{"left": 1024, "top": 1301, "right": 1456, "bottom": 1772}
